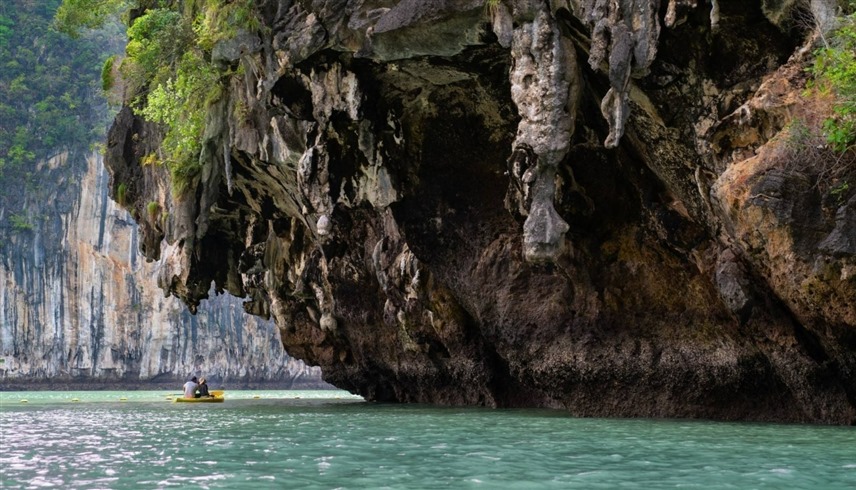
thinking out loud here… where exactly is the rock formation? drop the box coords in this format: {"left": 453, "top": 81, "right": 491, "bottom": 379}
{"left": 107, "top": 0, "right": 855, "bottom": 422}
{"left": 0, "top": 151, "right": 326, "bottom": 389}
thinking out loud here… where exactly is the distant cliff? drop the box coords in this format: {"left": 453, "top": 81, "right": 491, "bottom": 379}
{"left": 0, "top": 150, "right": 328, "bottom": 389}
{"left": 109, "top": 0, "right": 854, "bottom": 422}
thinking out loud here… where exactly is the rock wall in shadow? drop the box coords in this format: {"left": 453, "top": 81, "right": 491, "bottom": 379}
{"left": 105, "top": 0, "right": 854, "bottom": 422}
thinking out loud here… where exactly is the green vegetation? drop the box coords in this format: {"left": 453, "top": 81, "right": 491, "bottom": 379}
{"left": 788, "top": 7, "right": 856, "bottom": 207}
{"left": 101, "top": 55, "right": 117, "bottom": 91}
{"left": 116, "top": 182, "right": 127, "bottom": 206}
{"left": 811, "top": 12, "right": 856, "bottom": 152}
{"left": 778, "top": 112, "right": 854, "bottom": 203}
{"left": 194, "top": 0, "right": 262, "bottom": 50}
{"left": 57, "top": 0, "right": 262, "bottom": 195}
{"left": 114, "top": 6, "right": 206, "bottom": 194}
{"left": 54, "top": 0, "right": 126, "bottom": 38}
{"left": 830, "top": 181, "right": 850, "bottom": 204}
{"left": 9, "top": 213, "right": 34, "bottom": 231}
{"left": 146, "top": 200, "right": 160, "bottom": 219}
{"left": 135, "top": 48, "right": 221, "bottom": 194}
{"left": 837, "top": 1, "right": 856, "bottom": 14}
{"left": 122, "top": 8, "right": 191, "bottom": 94}
{"left": 0, "top": 0, "right": 120, "bottom": 182}
{"left": 122, "top": 1, "right": 260, "bottom": 194}
{"left": 483, "top": 0, "right": 500, "bottom": 16}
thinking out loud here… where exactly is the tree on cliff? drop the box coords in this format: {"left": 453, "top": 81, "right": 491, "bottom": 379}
{"left": 811, "top": 10, "right": 856, "bottom": 153}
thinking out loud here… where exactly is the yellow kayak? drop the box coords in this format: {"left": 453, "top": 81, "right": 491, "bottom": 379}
{"left": 174, "top": 395, "right": 224, "bottom": 403}
{"left": 173, "top": 391, "right": 225, "bottom": 403}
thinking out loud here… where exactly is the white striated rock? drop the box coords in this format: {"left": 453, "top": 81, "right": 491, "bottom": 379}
{"left": 0, "top": 153, "right": 325, "bottom": 387}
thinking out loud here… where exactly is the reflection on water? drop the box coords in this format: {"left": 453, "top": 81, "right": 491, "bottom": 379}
{"left": 1, "top": 390, "right": 855, "bottom": 489}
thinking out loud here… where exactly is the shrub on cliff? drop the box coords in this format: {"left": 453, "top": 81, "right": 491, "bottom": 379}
{"left": 116, "top": 182, "right": 127, "bottom": 206}
{"left": 8, "top": 213, "right": 34, "bottom": 232}
{"left": 57, "top": 0, "right": 259, "bottom": 196}
{"left": 124, "top": 7, "right": 221, "bottom": 194}
{"left": 811, "top": 12, "right": 856, "bottom": 152}
{"left": 778, "top": 117, "right": 853, "bottom": 193}
{"left": 146, "top": 200, "right": 160, "bottom": 220}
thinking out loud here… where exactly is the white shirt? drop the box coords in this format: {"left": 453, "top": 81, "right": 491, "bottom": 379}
{"left": 183, "top": 381, "right": 197, "bottom": 398}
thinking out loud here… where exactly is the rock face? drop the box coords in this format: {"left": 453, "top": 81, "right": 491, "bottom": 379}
{"left": 107, "top": 0, "right": 855, "bottom": 422}
{"left": 0, "top": 151, "right": 326, "bottom": 388}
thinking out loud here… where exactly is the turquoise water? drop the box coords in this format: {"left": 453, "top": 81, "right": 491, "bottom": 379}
{"left": 1, "top": 391, "right": 854, "bottom": 489}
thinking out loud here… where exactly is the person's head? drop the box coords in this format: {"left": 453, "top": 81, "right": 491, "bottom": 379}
{"left": 191, "top": 376, "right": 198, "bottom": 383}
{"left": 199, "top": 378, "right": 206, "bottom": 384}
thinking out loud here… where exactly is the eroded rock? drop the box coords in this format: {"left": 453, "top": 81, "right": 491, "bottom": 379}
{"left": 105, "top": 0, "right": 856, "bottom": 423}
{"left": 508, "top": 4, "right": 578, "bottom": 261}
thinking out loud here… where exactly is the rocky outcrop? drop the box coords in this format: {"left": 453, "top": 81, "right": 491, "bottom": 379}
{"left": 107, "top": 0, "right": 855, "bottom": 422}
{"left": 0, "top": 151, "right": 326, "bottom": 388}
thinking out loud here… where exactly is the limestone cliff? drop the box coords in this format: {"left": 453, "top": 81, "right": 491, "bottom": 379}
{"left": 107, "top": 0, "right": 855, "bottom": 422}
{"left": 0, "top": 151, "right": 325, "bottom": 389}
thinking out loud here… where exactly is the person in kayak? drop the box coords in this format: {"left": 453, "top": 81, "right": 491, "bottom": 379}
{"left": 183, "top": 376, "right": 198, "bottom": 399}
{"left": 196, "top": 378, "right": 211, "bottom": 398}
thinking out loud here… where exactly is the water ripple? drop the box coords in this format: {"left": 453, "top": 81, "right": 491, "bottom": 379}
{"left": 1, "top": 391, "right": 855, "bottom": 489}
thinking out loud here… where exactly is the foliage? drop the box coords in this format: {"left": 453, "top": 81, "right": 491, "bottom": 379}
{"left": 54, "top": 0, "right": 126, "bottom": 38}
{"left": 138, "top": 50, "right": 221, "bottom": 193}
{"left": 0, "top": 0, "right": 121, "bottom": 184}
{"left": 146, "top": 200, "right": 160, "bottom": 218}
{"left": 194, "top": 0, "right": 261, "bottom": 51}
{"left": 141, "top": 153, "right": 158, "bottom": 166}
{"left": 830, "top": 181, "right": 850, "bottom": 205}
{"left": 776, "top": 115, "right": 856, "bottom": 209}
{"left": 122, "top": 8, "right": 192, "bottom": 95}
{"left": 119, "top": 1, "right": 258, "bottom": 194}
{"left": 9, "top": 213, "right": 34, "bottom": 231}
{"left": 233, "top": 98, "right": 250, "bottom": 124}
{"left": 101, "top": 55, "right": 116, "bottom": 91}
{"left": 810, "top": 13, "right": 856, "bottom": 152}
{"left": 0, "top": 14, "right": 13, "bottom": 47}
{"left": 484, "top": 0, "right": 500, "bottom": 9}
{"left": 54, "top": 0, "right": 263, "bottom": 195}
{"left": 116, "top": 182, "right": 127, "bottom": 206}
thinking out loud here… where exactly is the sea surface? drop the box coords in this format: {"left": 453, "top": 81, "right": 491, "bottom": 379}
{"left": 1, "top": 390, "right": 854, "bottom": 489}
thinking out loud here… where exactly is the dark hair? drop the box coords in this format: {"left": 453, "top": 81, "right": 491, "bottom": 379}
{"left": 191, "top": 376, "right": 198, "bottom": 382}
